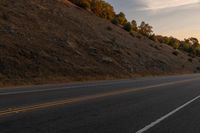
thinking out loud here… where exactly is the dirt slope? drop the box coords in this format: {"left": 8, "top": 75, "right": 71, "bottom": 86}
{"left": 0, "top": 0, "right": 200, "bottom": 86}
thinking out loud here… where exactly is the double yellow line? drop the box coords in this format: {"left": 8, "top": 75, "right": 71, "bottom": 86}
{"left": 0, "top": 78, "right": 199, "bottom": 117}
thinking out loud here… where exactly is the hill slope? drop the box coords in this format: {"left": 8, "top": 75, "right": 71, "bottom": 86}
{"left": 0, "top": 0, "right": 200, "bottom": 86}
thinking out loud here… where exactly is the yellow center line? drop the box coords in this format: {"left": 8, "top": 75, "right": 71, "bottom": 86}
{"left": 0, "top": 78, "right": 200, "bottom": 117}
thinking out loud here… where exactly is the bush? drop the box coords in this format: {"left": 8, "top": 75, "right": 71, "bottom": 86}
{"left": 123, "top": 22, "right": 132, "bottom": 32}
{"left": 136, "top": 35, "right": 142, "bottom": 39}
{"left": 130, "top": 32, "right": 135, "bottom": 37}
{"left": 106, "top": 26, "right": 112, "bottom": 31}
{"left": 114, "top": 12, "right": 127, "bottom": 26}
{"left": 149, "top": 34, "right": 157, "bottom": 42}
{"left": 111, "top": 18, "right": 118, "bottom": 25}
{"left": 188, "top": 53, "right": 195, "bottom": 58}
{"left": 79, "top": 1, "right": 90, "bottom": 9}
{"left": 188, "top": 58, "right": 193, "bottom": 62}
{"left": 172, "top": 51, "right": 179, "bottom": 56}
{"left": 154, "top": 45, "right": 160, "bottom": 50}
{"left": 138, "top": 21, "right": 153, "bottom": 37}
{"left": 2, "top": 13, "right": 9, "bottom": 20}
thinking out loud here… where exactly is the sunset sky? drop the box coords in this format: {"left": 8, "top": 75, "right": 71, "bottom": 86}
{"left": 106, "top": 0, "right": 200, "bottom": 40}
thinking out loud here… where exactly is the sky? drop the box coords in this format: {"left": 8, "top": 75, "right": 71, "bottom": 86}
{"left": 105, "top": 0, "right": 200, "bottom": 40}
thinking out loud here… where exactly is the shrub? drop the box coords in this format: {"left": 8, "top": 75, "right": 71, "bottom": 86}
{"left": 114, "top": 12, "right": 127, "bottom": 26}
{"left": 188, "top": 58, "right": 193, "bottom": 62}
{"left": 188, "top": 53, "right": 195, "bottom": 58}
{"left": 111, "top": 18, "right": 118, "bottom": 25}
{"left": 91, "top": 0, "right": 115, "bottom": 20}
{"left": 172, "top": 51, "right": 179, "bottom": 56}
{"left": 130, "top": 32, "right": 135, "bottom": 37}
{"left": 79, "top": 1, "right": 90, "bottom": 9}
{"left": 131, "top": 20, "right": 137, "bottom": 31}
{"left": 154, "top": 45, "right": 160, "bottom": 50}
{"left": 123, "top": 22, "right": 132, "bottom": 32}
{"left": 149, "top": 34, "right": 157, "bottom": 42}
{"left": 106, "top": 26, "right": 112, "bottom": 31}
{"left": 138, "top": 21, "right": 153, "bottom": 37}
{"left": 136, "top": 35, "right": 142, "bottom": 39}
{"left": 2, "top": 13, "right": 9, "bottom": 20}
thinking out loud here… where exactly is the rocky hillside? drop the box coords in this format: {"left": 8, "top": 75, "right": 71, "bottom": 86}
{"left": 0, "top": 0, "right": 200, "bottom": 86}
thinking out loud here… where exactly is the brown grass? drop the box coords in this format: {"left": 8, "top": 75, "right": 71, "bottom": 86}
{"left": 0, "top": 0, "right": 200, "bottom": 87}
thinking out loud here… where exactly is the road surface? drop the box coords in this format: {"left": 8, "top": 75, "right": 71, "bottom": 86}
{"left": 1, "top": 74, "right": 200, "bottom": 133}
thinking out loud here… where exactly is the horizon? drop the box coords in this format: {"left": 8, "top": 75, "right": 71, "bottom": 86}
{"left": 105, "top": 0, "right": 200, "bottom": 41}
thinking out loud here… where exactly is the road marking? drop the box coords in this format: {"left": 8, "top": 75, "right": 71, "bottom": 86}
{"left": 0, "top": 77, "right": 199, "bottom": 96}
{"left": 0, "top": 80, "right": 136, "bottom": 96}
{"left": 0, "top": 78, "right": 200, "bottom": 117}
{"left": 136, "top": 95, "right": 200, "bottom": 133}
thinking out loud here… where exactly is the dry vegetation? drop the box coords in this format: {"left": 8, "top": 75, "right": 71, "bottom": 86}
{"left": 0, "top": 0, "right": 200, "bottom": 86}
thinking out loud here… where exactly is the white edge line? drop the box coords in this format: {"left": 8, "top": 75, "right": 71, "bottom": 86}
{"left": 0, "top": 84, "right": 107, "bottom": 96}
{"left": 0, "top": 80, "right": 135, "bottom": 96}
{"left": 1, "top": 78, "right": 200, "bottom": 96}
{"left": 136, "top": 94, "right": 200, "bottom": 133}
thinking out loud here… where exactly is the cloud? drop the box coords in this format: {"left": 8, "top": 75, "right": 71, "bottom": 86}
{"left": 106, "top": 0, "right": 200, "bottom": 11}
{"left": 140, "top": 0, "right": 199, "bottom": 10}
{"left": 105, "top": 0, "right": 200, "bottom": 40}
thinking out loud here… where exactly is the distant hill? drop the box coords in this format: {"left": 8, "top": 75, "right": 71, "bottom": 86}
{"left": 0, "top": 0, "right": 200, "bottom": 86}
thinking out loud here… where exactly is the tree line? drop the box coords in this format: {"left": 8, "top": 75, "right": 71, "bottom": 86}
{"left": 69, "top": 0, "right": 153, "bottom": 35}
{"left": 69, "top": 0, "right": 200, "bottom": 57}
{"left": 155, "top": 36, "right": 200, "bottom": 56}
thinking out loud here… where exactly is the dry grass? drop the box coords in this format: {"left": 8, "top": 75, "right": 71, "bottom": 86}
{"left": 0, "top": 0, "right": 200, "bottom": 87}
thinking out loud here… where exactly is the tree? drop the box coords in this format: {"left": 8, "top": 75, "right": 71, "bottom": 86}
{"left": 149, "top": 34, "right": 157, "bottom": 42}
{"left": 113, "top": 12, "right": 127, "bottom": 26}
{"left": 188, "top": 37, "right": 199, "bottom": 47}
{"left": 168, "top": 37, "right": 180, "bottom": 49}
{"left": 180, "top": 41, "right": 190, "bottom": 52}
{"left": 70, "top": 0, "right": 115, "bottom": 20}
{"left": 138, "top": 21, "right": 153, "bottom": 37}
{"left": 183, "top": 37, "right": 200, "bottom": 56}
{"left": 91, "top": 0, "right": 115, "bottom": 20}
{"left": 131, "top": 19, "right": 137, "bottom": 31}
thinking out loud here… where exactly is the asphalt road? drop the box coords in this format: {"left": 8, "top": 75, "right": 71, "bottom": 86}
{"left": 1, "top": 74, "right": 200, "bottom": 133}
